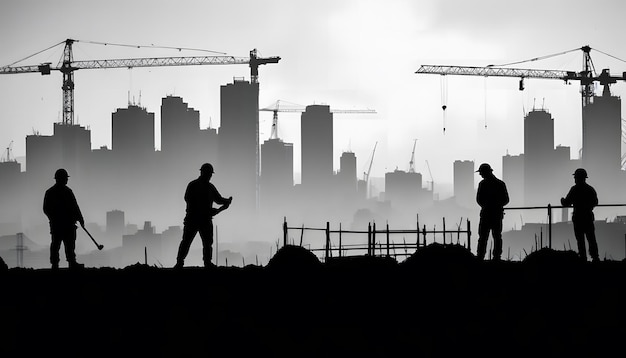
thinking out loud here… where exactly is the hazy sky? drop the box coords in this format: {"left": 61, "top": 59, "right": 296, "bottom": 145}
{"left": 1, "top": 0, "right": 625, "bottom": 197}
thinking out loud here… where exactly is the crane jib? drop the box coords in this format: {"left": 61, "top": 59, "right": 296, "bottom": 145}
{"left": 1, "top": 40, "right": 280, "bottom": 126}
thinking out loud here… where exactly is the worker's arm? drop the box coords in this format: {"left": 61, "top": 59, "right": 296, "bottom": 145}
{"left": 502, "top": 182, "right": 510, "bottom": 207}
{"left": 560, "top": 187, "right": 574, "bottom": 207}
{"left": 72, "top": 193, "right": 85, "bottom": 227}
{"left": 43, "top": 191, "right": 51, "bottom": 219}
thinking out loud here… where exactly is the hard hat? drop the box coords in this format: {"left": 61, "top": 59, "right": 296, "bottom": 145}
{"left": 200, "top": 163, "right": 214, "bottom": 173}
{"left": 476, "top": 163, "right": 493, "bottom": 173}
{"left": 54, "top": 168, "right": 70, "bottom": 179}
{"left": 573, "top": 168, "right": 588, "bottom": 178}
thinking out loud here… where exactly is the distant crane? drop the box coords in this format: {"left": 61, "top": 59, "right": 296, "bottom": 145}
{"left": 408, "top": 139, "right": 417, "bottom": 173}
{"left": 425, "top": 159, "right": 434, "bottom": 194}
{"left": 361, "top": 141, "right": 378, "bottom": 198}
{"left": 1, "top": 38, "right": 281, "bottom": 126}
{"left": 416, "top": 45, "right": 626, "bottom": 115}
{"left": 2, "top": 140, "right": 14, "bottom": 162}
{"left": 259, "top": 100, "right": 307, "bottom": 140}
{"left": 259, "top": 100, "right": 377, "bottom": 140}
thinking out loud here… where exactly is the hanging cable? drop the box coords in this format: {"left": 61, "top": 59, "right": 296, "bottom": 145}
{"left": 4, "top": 40, "right": 65, "bottom": 67}
{"left": 592, "top": 48, "right": 626, "bottom": 63}
{"left": 484, "top": 77, "right": 488, "bottom": 129}
{"left": 486, "top": 47, "right": 581, "bottom": 67}
{"left": 440, "top": 75, "right": 448, "bottom": 134}
{"left": 76, "top": 39, "right": 228, "bottom": 55}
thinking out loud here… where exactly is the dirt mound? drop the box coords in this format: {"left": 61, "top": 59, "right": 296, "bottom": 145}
{"left": 522, "top": 248, "right": 581, "bottom": 265}
{"left": 402, "top": 243, "right": 475, "bottom": 267}
{"left": 266, "top": 245, "right": 322, "bottom": 271}
{"left": 0, "top": 256, "right": 7, "bottom": 271}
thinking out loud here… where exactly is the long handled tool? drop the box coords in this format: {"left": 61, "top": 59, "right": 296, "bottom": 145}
{"left": 82, "top": 226, "right": 104, "bottom": 250}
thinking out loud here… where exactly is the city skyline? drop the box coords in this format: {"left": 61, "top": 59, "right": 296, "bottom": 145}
{"left": 2, "top": 0, "right": 626, "bottom": 268}
{"left": 2, "top": 0, "right": 626, "bottom": 195}
{"left": 3, "top": 5, "right": 626, "bottom": 354}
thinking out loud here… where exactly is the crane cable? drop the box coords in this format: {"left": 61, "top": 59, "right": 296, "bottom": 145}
{"left": 3, "top": 39, "right": 232, "bottom": 68}
{"left": 76, "top": 40, "right": 228, "bottom": 55}
{"left": 440, "top": 75, "right": 448, "bottom": 134}
{"left": 4, "top": 40, "right": 65, "bottom": 67}
{"left": 486, "top": 47, "right": 581, "bottom": 67}
{"left": 484, "top": 77, "right": 488, "bottom": 129}
{"left": 592, "top": 48, "right": 626, "bottom": 63}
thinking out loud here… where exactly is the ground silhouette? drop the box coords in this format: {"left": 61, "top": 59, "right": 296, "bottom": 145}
{"left": 1, "top": 249, "right": 624, "bottom": 357}
{"left": 0, "top": 255, "right": 7, "bottom": 271}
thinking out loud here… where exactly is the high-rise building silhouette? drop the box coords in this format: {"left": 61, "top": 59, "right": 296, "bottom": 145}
{"left": 106, "top": 209, "right": 125, "bottom": 247}
{"left": 337, "top": 151, "right": 358, "bottom": 202}
{"left": 110, "top": 104, "right": 162, "bottom": 226}
{"left": 26, "top": 123, "right": 91, "bottom": 180}
{"left": 502, "top": 153, "right": 524, "bottom": 207}
{"left": 112, "top": 105, "right": 155, "bottom": 160}
{"left": 301, "top": 105, "right": 333, "bottom": 194}
{"left": 161, "top": 96, "right": 200, "bottom": 154}
{"left": 198, "top": 127, "right": 218, "bottom": 163}
{"left": 385, "top": 169, "right": 430, "bottom": 213}
{"left": 523, "top": 109, "right": 556, "bottom": 205}
{"left": 161, "top": 95, "right": 218, "bottom": 167}
{"left": 218, "top": 79, "right": 259, "bottom": 213}
{"left": 26, "top": 134, "right": 61, "bottom": 179}
{"left": 159, "top": 96, "right": 219, "bottom": 224}
{"left": 53, "top": 123, "right": 91, "bottom": 179}
{"left": 582, "top": 85, "right": 623, "bottom": 202}
{"left": 260, "top": 138, "right": 293, "bottom": 211}
{"left": 453, "top": 160, "right": 474, "bottom": 208}
{"left": 23, "top": 123, "right": 91, "bottom": 226}
{"left": 0, "top": 159, "right": 22, "bottom": 231}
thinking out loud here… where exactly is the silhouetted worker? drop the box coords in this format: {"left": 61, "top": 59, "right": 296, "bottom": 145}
{"left": 43, "top": 168, "right": 85, "bottom": 269}
{"left": 476, "top": 163, "right": 509, "bottom": 261}
{"left": 561, "top": 168, "right": 599, "bottom": 262}
{"left": 175, "top": 163, "right": 232, "bottom": 268}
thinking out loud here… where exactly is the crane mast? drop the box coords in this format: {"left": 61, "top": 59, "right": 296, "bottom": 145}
{"left": 61, "top": 39, "right": 76, "bottom": 126}
{"left": 363, "top": 141, "right": 378, "bottom": 198}
{"left": 2, "top": 140, "right": 14, "bottom": 162}
{"left": 1, "top": 39, "right": 280, "bottom": 125}
{"left": 408, "top": 139, "right": 417, "bottom": 173}
{"left": 425, "top": 159, "right": 434, "bottom": 193}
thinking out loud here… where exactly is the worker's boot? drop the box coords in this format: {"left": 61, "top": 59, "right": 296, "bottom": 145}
{"left": 68, "top": 261, "right": 84, "bottom": 270}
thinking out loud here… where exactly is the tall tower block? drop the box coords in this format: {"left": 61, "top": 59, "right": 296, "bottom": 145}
{"left": 301, "top": 105, "right": 333, "bottom": 195}
{"left": 582, "top": 86, "right": 622, "bottom": 201}
{"left": 218, "top": 79, "right": 259, "bottom": 213}
{"left": 523, "top": 109, "right": 554, "bottom": 206}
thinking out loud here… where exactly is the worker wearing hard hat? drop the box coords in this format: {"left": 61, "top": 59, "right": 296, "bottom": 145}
{"left": 175, "top": 163, "right": 232, "bottom": 269}
{"left": 43, "top": 168, "right": 85, "bottom": 270}
{"left": 560, "top": 168, "right": 600, "bottom": 262}
{"left": 475, "top": 163, "right": 510, "bottom": 261}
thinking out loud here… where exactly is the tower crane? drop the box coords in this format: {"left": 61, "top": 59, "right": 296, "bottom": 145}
{"left": 416, "top": 45, "right": 626, "bottom": 111}
{"left": 361, "top": 141, "right": 378, "bottom": 198}
{"left": 259, "top": 100, "right": 376, "bottom": 140}
{"left": 408, "top": 139, "right": 417, "bottom": 173}
{"left": 2, "top": 140, "right": 14, "bottom": 162}
{"left": 1, "top": 39, "right": 281, "bottom": 126}
{"left": 259, "top": 100, "right": 306, "bottom": 140}
{"left": 425, "top": 159, "right": 434, "bottom": 193}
